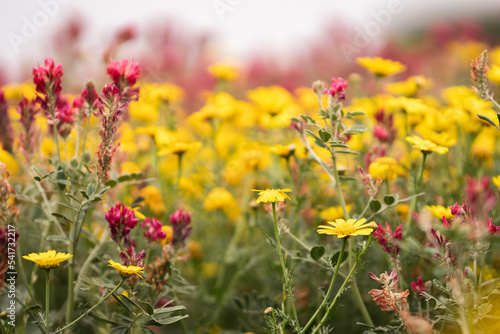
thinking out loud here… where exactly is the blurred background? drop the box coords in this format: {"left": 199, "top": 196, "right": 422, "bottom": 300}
{"left": 1, "top": 0, "right": 500, "bottom": 96}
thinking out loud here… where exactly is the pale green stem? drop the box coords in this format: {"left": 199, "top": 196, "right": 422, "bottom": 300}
{"left": 46, "top": 270, "right": 50, "bottom": 334}
{"left": 55, "top": 278, "right": 125, "bottom": 333}
{"left": 79, "top": 110, "right": 92, "bottom": 166}
{"left": 310, "top": 237, "right": 373, "bottom": 334}
{"left": 272, "top": 202, "right": 300, "bottom": 330}
{"left": 301, "top": 238, "right": 347, "bottom": 333}
{"left": 406, "top": 152, "right": 428, "bottom": 226}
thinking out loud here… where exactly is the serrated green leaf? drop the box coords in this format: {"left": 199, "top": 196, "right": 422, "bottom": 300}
{"left": 369, "top": 199, "right": 382, "bottom": 212}
{"left": 310, "top": 245, "right": 325, "bottom": 261}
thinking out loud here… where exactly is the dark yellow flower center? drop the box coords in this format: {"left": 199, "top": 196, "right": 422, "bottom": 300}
{"left": 334, "top": 221, "right": 357, "bottom": 236}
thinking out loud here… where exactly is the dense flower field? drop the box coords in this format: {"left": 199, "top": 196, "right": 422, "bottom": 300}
{"left": 2, "top": 21, "right": 500, "bottom": 334}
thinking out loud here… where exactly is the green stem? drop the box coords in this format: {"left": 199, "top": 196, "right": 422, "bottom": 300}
{"left": 55, "top": 278, "right": 126, "bottom": 333}
{"left": 46, "top": 270, "right": 50, "bottom": 334}
{"left": 406, "top": 152, "right": 428, "bottom": 226}
{"left": 310, "top": 237, "right": 374, "bottom": 334}
{"left": 301, "top": 238, "right": 347, "bottom": 333}
{"left": 176, "top": 153, "right": 183, "bottom": 195}
{"left": 272, "top": 202, "right": 300, "bottom": 330}
{"left": 79, "top": 110, "right": 92, "bottom": 167}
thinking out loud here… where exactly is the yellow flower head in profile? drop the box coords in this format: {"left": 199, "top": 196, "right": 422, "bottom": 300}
{"left": 406, "top": 135, "right": 448, "bottom": 155}
{"left": 252, "top": 189, "right": 291, "bottom": 203}
{"left": 317, "top": 218, "right": 376, "bottom": 238}
{"left": 208, "top": 63, "right": 238, "bottom": 81}
{"left": 269, "top": 144, "right": 296, "bottom": 159}
{"left": 157, "top": 141, "right": 202, "bottom": 157}
{"left": 369, "top": 157, "right": 398, "bottom": 182}
{"left": 357, "top": 57, "right": 406, "bottom": 77}
{"left": 108, "top": 260, "right": 144, "bottom": 279}
{"left": 426, "top": 205, "right": 455, "bottom": 220}
{"left": 23, "top": 250, "right": 73, "bottom": 270}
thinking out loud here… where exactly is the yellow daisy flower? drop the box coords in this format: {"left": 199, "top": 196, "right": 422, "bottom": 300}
{"left": 357, "top": 57, "right": 406, "bottom": 77}
{"left": 317, "top": 218, "right": 376, "bottom": 238}
{"left": 406, "top": 135, "right": 448, "bottom": 155}
{"left": 23, "top": 250, "right": 73, "bottom": 270}
{"left": 108, "top": 260, "right": 144, "bottom": 279}
{"left": 369, "top": 157, "right": 398, "bottom": 182}
{"left": 252, "top": 189, "right": 292, "bottom": 203}
{"left": 492, "top": 175, "right": 500, "bottom": 190}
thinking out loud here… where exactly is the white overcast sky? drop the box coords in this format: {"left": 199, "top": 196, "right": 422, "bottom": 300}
{"left": 1, "top": 0, "right": 499, "bottom": 80}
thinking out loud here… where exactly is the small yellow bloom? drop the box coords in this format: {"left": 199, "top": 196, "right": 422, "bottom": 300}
{"left": 406, "top": 135, "right": 448, "bottom": 155}
{"left": 357, "top": 57, "right": 406, "bottom": 77}
{"left": 108, "top": 260, "right": 144, "bottom": 279}
{"left": 208, "top": 63, "right": 238, "bottom": 81}
{"left": 492, "top": 175, "right": 500, "bottom": 190}
{"left": 23, "top": 250, "right": 72, "bottom": 270}
{"left": 396, "top": 204, "right": 410, "bottom": 221}
{"left": 160, "top": 225, "right": 173, "bottom": 246}
{"left": 426, "top": 205, "right": 455, "bottom": 220}
{"left": 369, "top": 157, "right": 398, "bottom": 182}
{"left": 487, "top": 64, "right": 500, "bottom": 84}
{"left": 252, "top": 189, "right": 291, "bottom": 203}
{"left": 317, "top": 218, "right": 376, "bottom": 238}
{"left": 204, "top": 188, "right": 240, "bottom": 220}
{"left": 140, "top": 186, "right": 166, "bottom": 218}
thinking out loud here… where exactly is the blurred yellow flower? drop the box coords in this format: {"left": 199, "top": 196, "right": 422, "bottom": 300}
{"left": 23, "top": 250, "right": 72, "bottom": 270}
{"left": 208, "top": 63, "right": 238, "bottom": 81}
{"left": 396, "top": 204, "right": 410, "bottom": 221}
{"left": 108, "top": 260, "right": 144, "bottom": 279}
{"left": 160, "top": 225, "right": 173, "bottom": 246}
{"left": 488, "top": 64, "right": 500, "bottom": 84}
{"left": 369, "top": 157, "right": 398, "bottom": 182}
{"left": 492, "top": 175, "right": 500, "bottom": 190}
{"left": 120, "top": 161, "right": 142, "bottom": 174}
{"left": 247, "top": 86, "right": 294, "bottom": 116}
{"left": 471, "top": 128, "right": 496, "bottom": 167}
{"left": 252, "top": 188, "right": 291, "bottom": 203}
{"left": 0, "top": 149, "right": 19, "bottom": 175}
{"left": 406, "top": 135, "right": 448, "bottom": 155}
{"left": 320, "top": 204, "right": 353, "bottom": 221}
{"left": 357, "top": 57, "right": 406, "bottom": 77}
{"left": 187, "top": 241, "right": 204, "bottom": 259}
{"left": 317, "top": 218, "right": 376, "bottom": 238}
{"left": 269, "top": 144, "right": 295, "bottom": 159}
{"left": 157, "top": 141, "right": 202, "bottom": 157}
{"left": 426, "top": 205, "right": 455, "bottom": 220}
{"left": 204, "top": 188, "right": 240, "bottom": 220}
{"left": 2, "top": 82, "right": 36, "bottom": 100}
{"left": 385, "top": 76, "right": 432, "bottom": 97}
{"left": 140, "top": 186, "right": 166, "bottom": 218}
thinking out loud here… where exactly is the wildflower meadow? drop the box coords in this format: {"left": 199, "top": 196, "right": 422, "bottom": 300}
{"left": 2, "top": 16, "right": 500, "bottom": 334}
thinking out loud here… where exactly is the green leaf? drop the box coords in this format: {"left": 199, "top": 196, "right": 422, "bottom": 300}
{"left": 310, "top": 245, "right": 325, "bottom": 261}
{"left": 305, "top": 129, "right": 322, "bottom": 143}
{"left": 138, "top": 300, "right": 155, "bottom": 316}
{"left": 104, "top": 179, "right": 118, "bottom": 188}
{"left": 154, "top": 305, "right": 187, "bottom": 314}
{"left": 65, "top": 193, "right": 81, "bottom": 204}
{"left": 155, "top": 315, "right": 189, "bottom": 325}
{"left": 318, "top": 129, "right": 331, "bottom": 143}
{"left": 383, "top": 194, "right": 399, "bottom": 206}
{"left": 117, "top": 174, "right": 131, "bottom": 182}
{"left": 98, "top": 186, "right": 111, "bottom": 196}
{"left": 331, "top": 250, "right": 348, "bottom": 266}
{"left": 51, "top": 212, "right": 72, "bottom": 223}
{"left": 45, "top": 235, "right": 69, "bottom": 242}
{"left": 334, "top": 150, "right": 359, "bottom": 155}
{"left": 346, "top": 110, "right": 367, "bottom": 117}
{"left": 369, "top": 200, "right": 382, "bottom": 212}
{"left": 79, "top": 190, "right": 89, "bottom": 200}
{"left": 476, "top": 114, "right": 500, "bottom": 130}
{"left": 86, "top": 183, "right": 96, "bottom": 196}
{"left": 399, "top": 192, "right": 424, "bottom": 203}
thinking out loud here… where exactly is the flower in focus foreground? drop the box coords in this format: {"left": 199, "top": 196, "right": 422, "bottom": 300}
{"left": 252, "top": 188, "right": 291, "bottom": 203}
{"left": 23, "top": 250, "right": 72, "bottom": 270}
{"left": 357, "top": 57, "right": 406, "bottom": 77}
{"left": 108, "top": 260, "right": 144, "bottom": 279}
{"left": 317, "top": 218, "right": 376, "bottom": 238}
{"left": 406, "top": 135, "right": 448, "bottom": 155}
